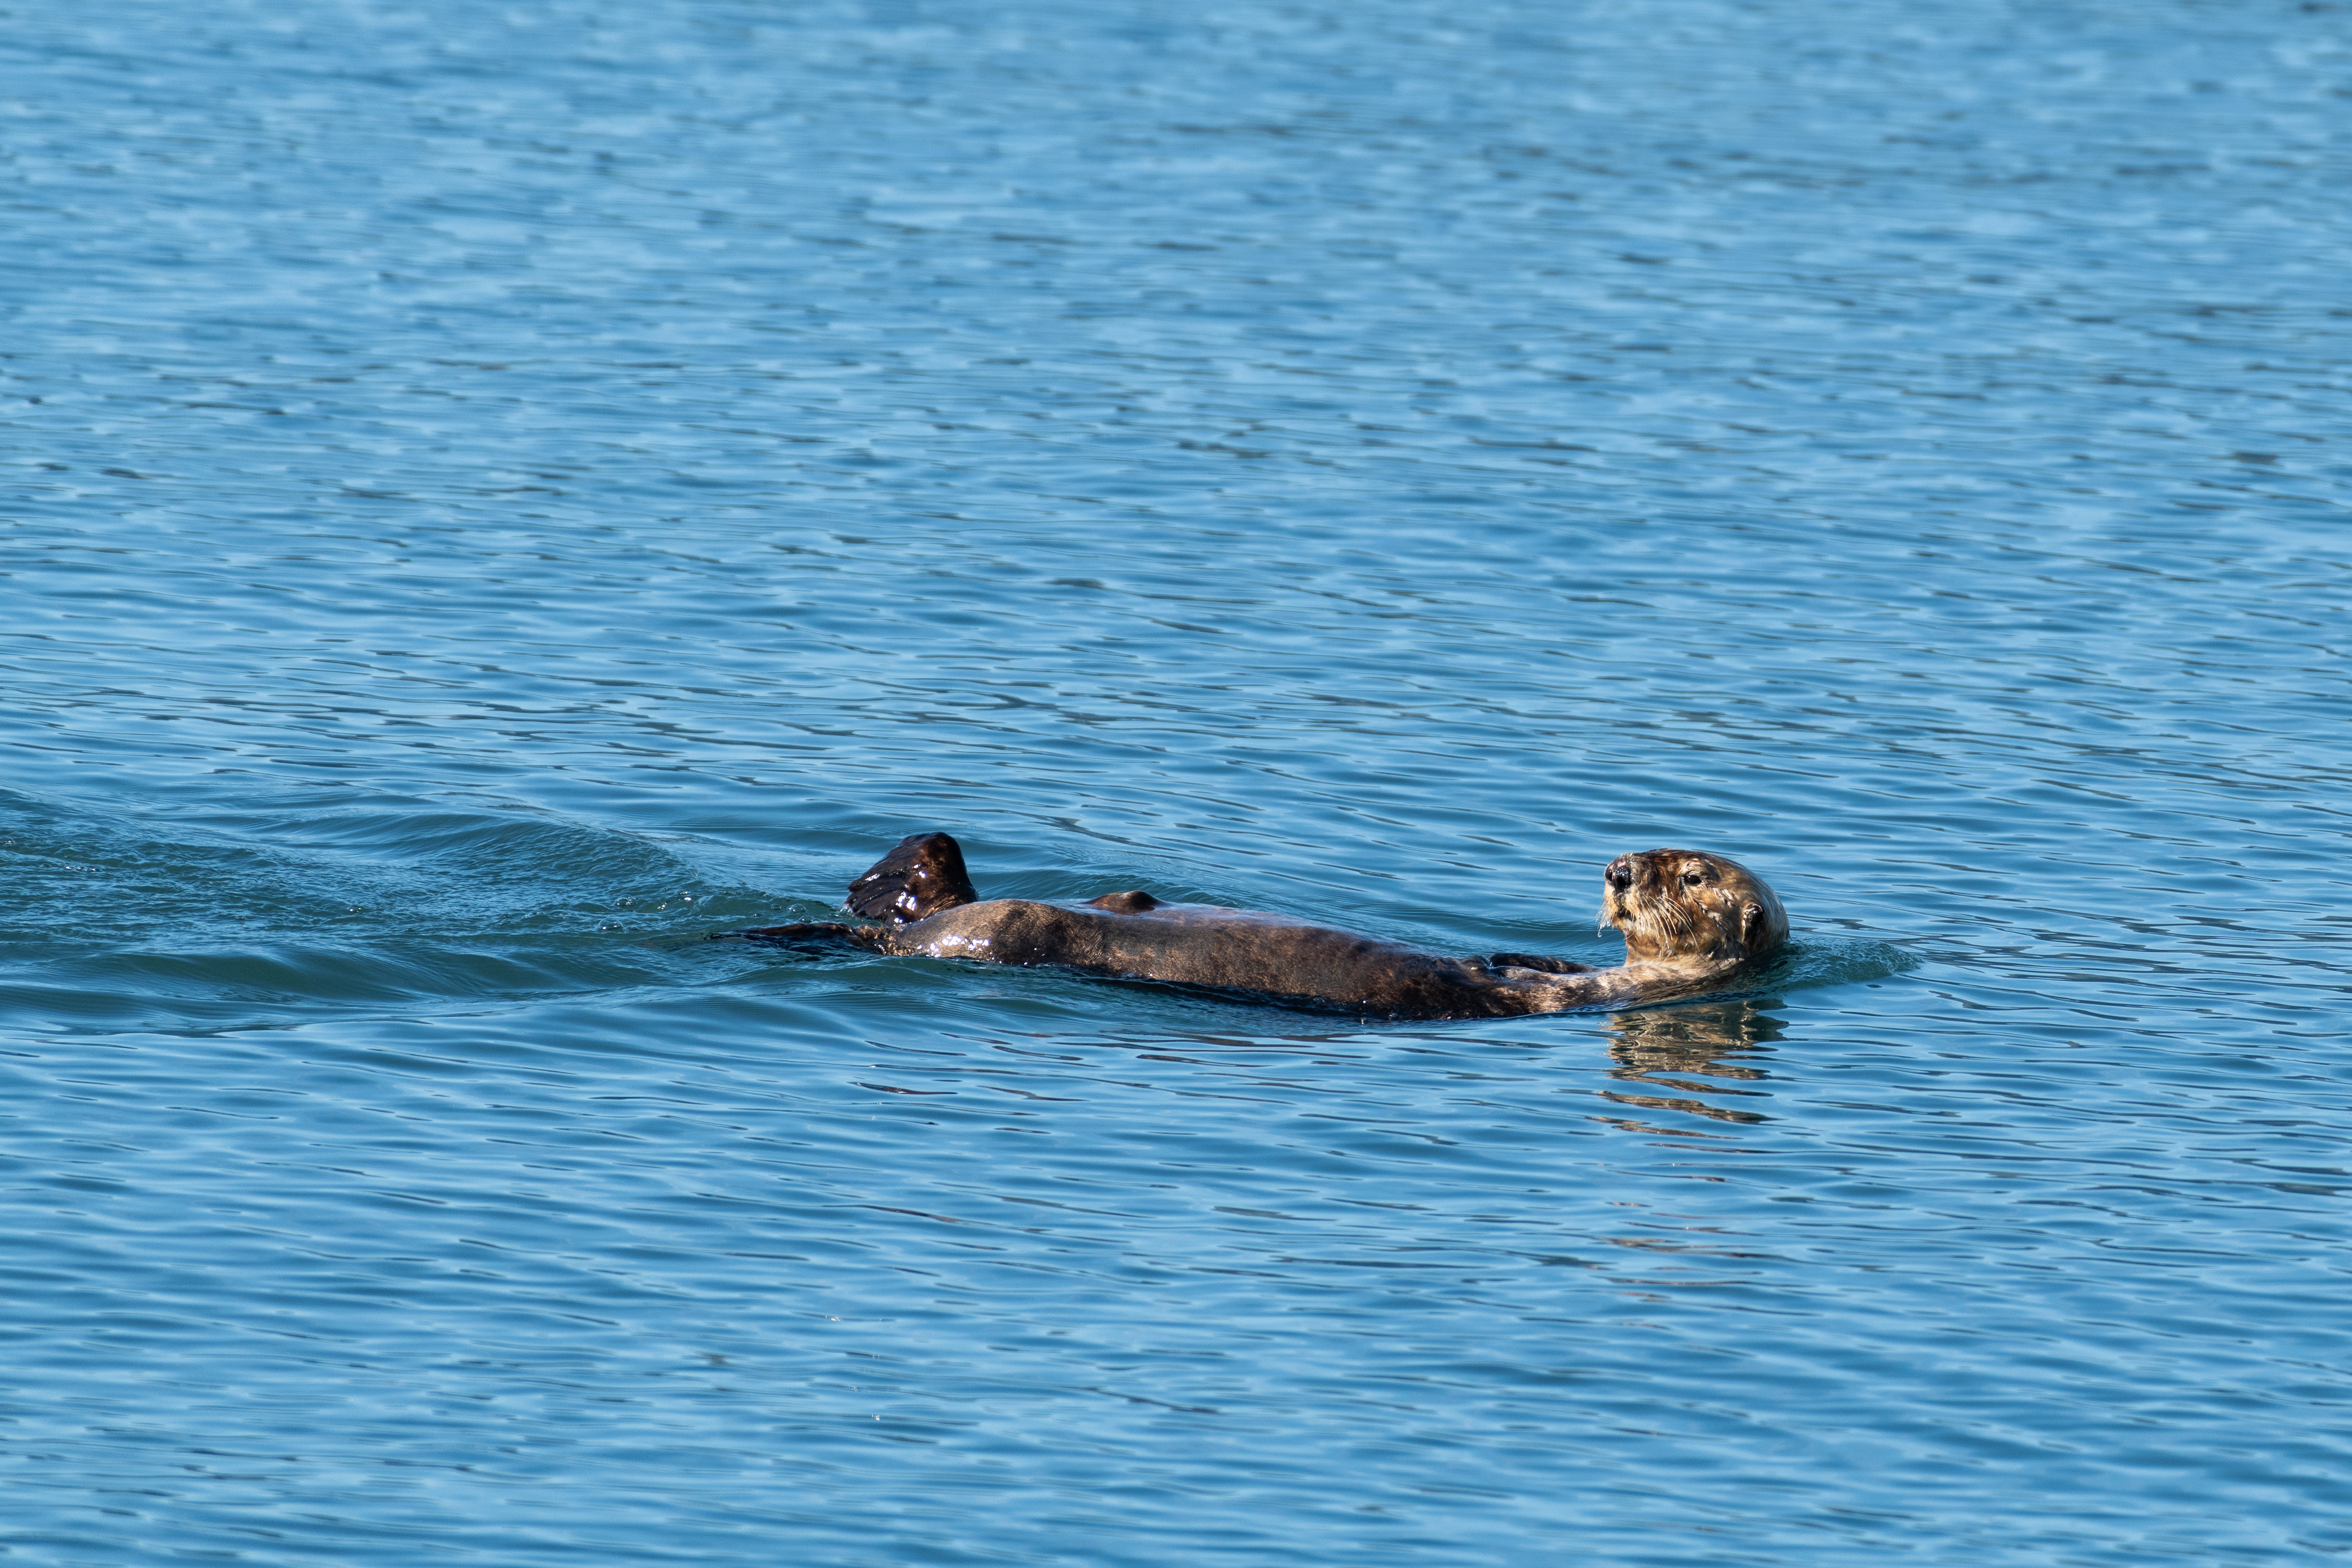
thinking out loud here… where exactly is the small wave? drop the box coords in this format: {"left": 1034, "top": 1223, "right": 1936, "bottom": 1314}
{"left": 1617, "top": 936, "right": 1918, "bottom": 1016}
{"left": 1757, "top": 936, "right": 1917, "bottom": 992}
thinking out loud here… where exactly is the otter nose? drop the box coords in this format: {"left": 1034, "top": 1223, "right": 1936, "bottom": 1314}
{"left": 1605, "top": 858, "right": 1634, "bottom": 890}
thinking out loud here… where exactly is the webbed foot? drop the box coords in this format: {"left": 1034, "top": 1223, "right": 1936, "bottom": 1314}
{"left": 847, "top": 832, "right": 979, "bottom": 922}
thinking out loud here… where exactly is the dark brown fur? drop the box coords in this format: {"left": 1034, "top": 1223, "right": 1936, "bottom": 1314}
{"left": 728, "top": 834, "right": 1786, "bottom": 1020}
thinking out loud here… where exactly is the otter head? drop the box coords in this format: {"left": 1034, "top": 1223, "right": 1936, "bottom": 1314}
{"left": 1599, "top": 848, "right": 1787, "bottom": 969}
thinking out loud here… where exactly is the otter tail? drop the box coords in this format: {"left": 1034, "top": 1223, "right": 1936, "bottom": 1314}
{"left": 845, "top": 831, "right": 979, "bottom": 922}
{"left": 722, "top": 921, "right": 894, "bottom": 951}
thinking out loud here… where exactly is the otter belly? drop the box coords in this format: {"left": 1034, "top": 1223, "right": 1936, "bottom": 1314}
{"left": 892, "top": 899, "right": 1528, "bottom": 1018}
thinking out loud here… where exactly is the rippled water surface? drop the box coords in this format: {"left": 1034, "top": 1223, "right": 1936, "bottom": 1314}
{"left": 6, "top": 0, "right": 2351, "bottom": 1562}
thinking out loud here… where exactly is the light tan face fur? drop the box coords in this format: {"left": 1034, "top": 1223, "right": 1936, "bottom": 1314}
{"left": 1599, "top": 849, "right": 1788, "bottom": 967}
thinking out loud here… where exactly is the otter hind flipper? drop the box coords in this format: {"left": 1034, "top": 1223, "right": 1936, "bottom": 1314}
{"left": 1488, "top": 952, "right": 1594, "bottom": 975}
{"left": 846, "top": 831, "right": 979, "bottom": 923}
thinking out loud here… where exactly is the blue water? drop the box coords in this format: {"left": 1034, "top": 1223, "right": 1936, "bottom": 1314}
{"left": 5, "top": 0, "right": 2350, "bottom": 1562}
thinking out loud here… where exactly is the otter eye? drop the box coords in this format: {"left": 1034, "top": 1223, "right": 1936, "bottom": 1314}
{"left": 1680, "top": 867, "right": 1710, "bottom": 886}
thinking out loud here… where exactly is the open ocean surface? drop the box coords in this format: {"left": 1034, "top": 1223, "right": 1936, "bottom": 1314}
{"left": 5, "top": 0, "right": 2350, "bottom": 1562}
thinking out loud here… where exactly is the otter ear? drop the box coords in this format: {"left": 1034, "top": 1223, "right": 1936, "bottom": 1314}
{"left": 1739, "top": 901, "right": 1768, "bottom": 950}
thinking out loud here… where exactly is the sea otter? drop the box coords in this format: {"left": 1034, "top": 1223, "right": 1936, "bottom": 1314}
{"left": 721, "top": 832, "right": 1787, "bottom": 1020}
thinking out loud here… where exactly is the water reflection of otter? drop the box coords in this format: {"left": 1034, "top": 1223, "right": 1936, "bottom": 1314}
{"left": 726, "top": 831, "right": 1788, "bottom": 1020}
{"left": 1598, "top": 1000, "right": 1786, "bottom": 1128}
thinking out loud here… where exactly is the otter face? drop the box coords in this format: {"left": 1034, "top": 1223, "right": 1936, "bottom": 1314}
{"left": 1599, "top": 849, "right": 1788, "bottom": 968}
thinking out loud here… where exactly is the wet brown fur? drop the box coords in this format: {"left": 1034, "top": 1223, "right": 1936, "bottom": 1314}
{"left": 730, "top": 833, "right": 1786, "bottom": 1020}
